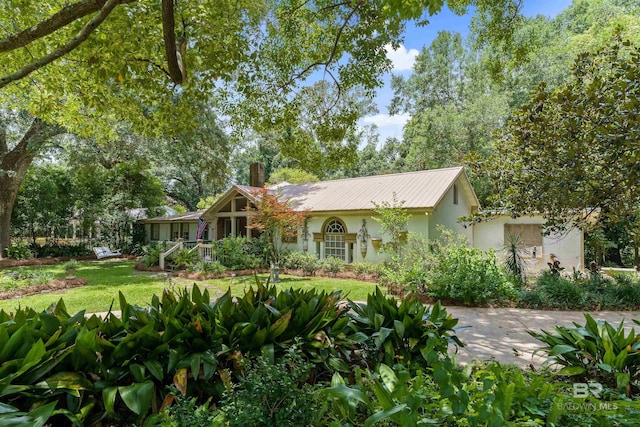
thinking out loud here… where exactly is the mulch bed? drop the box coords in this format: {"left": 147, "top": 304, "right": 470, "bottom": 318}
{"left": 174, "top": 269, "right": 270, "bottom": 280}
{"left": 171, "top": 268, "right": 380, "bottom": 283}
{"left": 0, "top": 278, "right": 87, "bottom": 300}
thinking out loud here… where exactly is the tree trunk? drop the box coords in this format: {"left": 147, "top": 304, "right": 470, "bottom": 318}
{"left": 0, "top": 117, "right": 63, "bottom": 258}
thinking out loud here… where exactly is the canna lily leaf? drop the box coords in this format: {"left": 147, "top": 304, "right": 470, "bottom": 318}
{"left": 118, "top": 381, "right": 154, "bottom": 417}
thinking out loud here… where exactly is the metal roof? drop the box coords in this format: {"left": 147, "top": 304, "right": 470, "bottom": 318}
{"left": 276, "top": 167, "right": 478, "bottom": 212}
{"left": 143, "top": 211, "right": 204, "bottom": 223}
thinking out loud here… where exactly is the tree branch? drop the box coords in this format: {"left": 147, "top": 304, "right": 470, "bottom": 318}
{"left": 15, "top": 117, "right": 64, "bottom": 154}
{"left": 0, "top": 0, "right": 121, "bottom": 89}
{"left": 162, "top": 0, "right": 183, "bottom": 84}
{"left": 285, "top": 1, "right": 361, "bottom": 88}
{"left": 134, "top": 57, "right": 173, "bottom": 80}
{"left": 0, "top": 0, "right": 137, "bottom": 54}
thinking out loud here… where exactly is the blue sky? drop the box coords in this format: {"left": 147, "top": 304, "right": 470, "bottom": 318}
{"left": 363, "top": 0, "right": 574, "bottom": 143}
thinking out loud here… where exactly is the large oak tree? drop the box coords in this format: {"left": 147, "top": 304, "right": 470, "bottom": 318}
{"left": 0, "top": 0, "right": 520, "bottom": 256}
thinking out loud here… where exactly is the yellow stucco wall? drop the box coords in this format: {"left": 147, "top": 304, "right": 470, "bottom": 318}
{"left": 429, "top": 178, "right": 474, "bottom": 245}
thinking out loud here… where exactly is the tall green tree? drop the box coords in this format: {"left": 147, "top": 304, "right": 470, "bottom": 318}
{"left": 0, "top": 0, "right": 528, "bottom": 256}
{"left": 389, "top": 31, "right": 511, "bottom": 204}
{"left": 151, "top": 109, "right": 232, "bottom": 211}
{"left": 11, "top": 163, "right": 74, "bottom": 242}
{"left": 492, "top": 38, "right": 640, "bottom": 263}
{"left": 66, "top": 133, "right": 166, "bottom": 247}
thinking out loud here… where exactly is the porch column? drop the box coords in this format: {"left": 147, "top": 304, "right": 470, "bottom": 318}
{"left": 231, "top": 199, "right": 237, "bottom": 237}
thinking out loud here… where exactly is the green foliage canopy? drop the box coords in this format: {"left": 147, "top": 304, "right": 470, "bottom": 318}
{"left": 492, "top": 38, "right": 640, "bottom": 235}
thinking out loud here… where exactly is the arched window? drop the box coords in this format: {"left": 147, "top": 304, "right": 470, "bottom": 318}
{"left": 324, "top": 218, "right": 346, "bottom": 260}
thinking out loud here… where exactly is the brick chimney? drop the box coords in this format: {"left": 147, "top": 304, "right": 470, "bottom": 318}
{"left": 249, "top": 162, "right": 265, "bottom": 188}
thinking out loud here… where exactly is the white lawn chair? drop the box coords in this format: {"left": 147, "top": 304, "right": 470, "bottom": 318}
{"left": 93, "top": 246, "right": 122, "bottom": 259}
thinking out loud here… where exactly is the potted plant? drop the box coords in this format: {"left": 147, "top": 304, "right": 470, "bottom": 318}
{"left": 63, "top": 260, "right": 79, "bottom": 280}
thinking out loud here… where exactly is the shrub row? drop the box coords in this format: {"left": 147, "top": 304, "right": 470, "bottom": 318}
{"left": 141, "top": 237, "right": 269, "bottom": 271}
{"left": 520, "top": 272, "right": 640, "bottom": 310}
{"left": 5, "top": 241, "right": 93, "bottom": 259}
{"left": 149, "top": 357, "right": 640, "bottom": 427}
{"left": 0, "top": 281, "right": 460, "bottom": 426}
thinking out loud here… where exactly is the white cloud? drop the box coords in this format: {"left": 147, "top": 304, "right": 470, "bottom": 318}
{"left": 362, "top": 113, "right": 411, "bottom": 128}
{"left": 385, "top": 44, "right": 419, "bottom": 71}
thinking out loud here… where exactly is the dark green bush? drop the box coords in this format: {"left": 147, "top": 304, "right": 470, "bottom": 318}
{"left": 214, "top": 237, "right": 261, "bottom": 270}
{"left": 189, "top": 260, "right": 226, "bottom": 275}
{"left": 142, "top": 244, "right": 164, "bottom": 267}
{"left": 350, "top": 261, "right": 380, "bottom": 278}
{"left": 532, "top": 271, "right": 585, "bottom": 309}
{"left": 29, "top": 241, "right": 92, "bottom": 258}
{"left": 530, "top": 314, "right": 640, "bottom": 395}
{"left": 604, "top": 274, "right": 640, "bottom": 309}
{"left": 242, "top": 234, "right": 270, "bottom": 267}
{"left": 170, "top": 247, "right": 199, "bottom": 270}
{"left": 144, "top": 391, "right": 217, "bottom": 427}
{"left": 347, "top": 287, "right": 463, "bottom": 368}
{"left": 4, "top": 241, "right": 33, "bottom": 259}
{"left": 426, "top": 242, "right": 516, "bottom": 305}
{"left": 218, "top": 344, "right": 323, "bottom": 426}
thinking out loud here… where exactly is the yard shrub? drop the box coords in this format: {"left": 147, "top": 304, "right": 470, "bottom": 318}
{"left": 519, "top": 272, "right": 584, "bottom": 309}
{"left": 0, "top": 268, "right": 53, "bottom": 290}
{"left": 214, "top": 237, "right": 261, "bottom": 270}
{"left": 378, "top": 234, "right": 432, "bottom": 292}
{"left": 142, "top": 244, "right": 164, "bottom": 267}
{"left": 425, "top": 235, "right": 516, "bottom": 305}
{"left": 322, "top": 256, "right": 345, "bottom": 276}
{"left": 351, "top": 261, "right": 380, "bottom": 278}
{"left": 4, "top": 241, "right": 33, "bottom": 259}
{"left": 189, "top": 260, "right": 226, "bottom": 275}
{"left": 171, "top": 247, "right": 199, "bottom": 270}
{"left": 603, "top": 274, "right": 640, "bottom": 309}
{"left": 144, "top": 392, "right": 217, "bottom": 427}
{"left": 530, "top": 314, "right": 640, "bottom": 396}
{"left": 519, "top": 271, "right": 640, "bottom": 311}
{"left": 242, "top": 234, "right": 270, "bottom": 267}
{"left": 62, "top": 259, "right": 80, "bottom": 276}
{"left": 283, "top": 251, "right": 321, "bottom": 275}
{"left": 217, "top": 344, "right": 323, "bottom": 426}
{"left": 29, "top": 241, "right": 92, "bottom": 258}
{"left": 323, "top": 360, "right": 640, "bottom": 426}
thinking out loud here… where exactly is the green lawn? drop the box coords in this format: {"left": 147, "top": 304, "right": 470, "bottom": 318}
{"left": 0, "top": 260, "right": 380, "bottom": 314}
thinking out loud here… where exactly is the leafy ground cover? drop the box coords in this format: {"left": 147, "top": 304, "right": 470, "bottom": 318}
{"left": 0, "top": 260, "right": 378, "bottom": 313}
{"left": 2, "top": 282, "right": 640, "bottom": 427}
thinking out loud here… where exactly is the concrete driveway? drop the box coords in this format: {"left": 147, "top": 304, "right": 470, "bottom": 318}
{"left": 445, "top": 307, "right": 640, "bottom": 368}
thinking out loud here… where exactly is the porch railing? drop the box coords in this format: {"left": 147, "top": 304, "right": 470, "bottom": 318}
{"left": 159, "top": 239, "right": 183, "bottom": 270}
{"left": 159, "top": 239, "right": 216, "bottom": 270}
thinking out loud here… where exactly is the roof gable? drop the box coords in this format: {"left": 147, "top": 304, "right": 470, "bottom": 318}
{"left": 201, "top": 185, "right": 261, "bottom": 218}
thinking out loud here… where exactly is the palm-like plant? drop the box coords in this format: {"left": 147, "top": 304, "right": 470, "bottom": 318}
{"left": 503, "top": 233, "right": 528, "bottom": 287}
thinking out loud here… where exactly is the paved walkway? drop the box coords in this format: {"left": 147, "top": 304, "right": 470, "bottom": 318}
{"left": 446, "top": 307, "right": 640, "bottom": 367}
